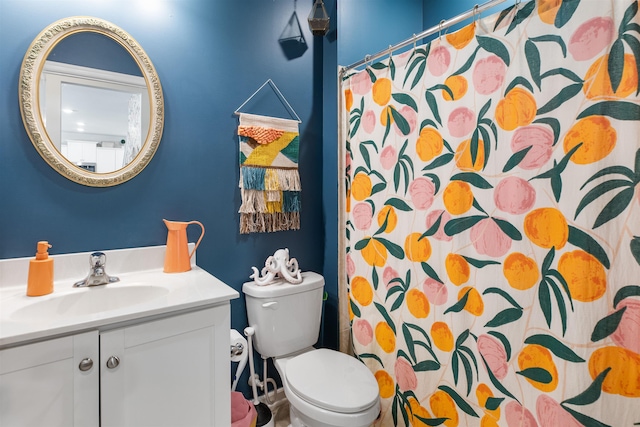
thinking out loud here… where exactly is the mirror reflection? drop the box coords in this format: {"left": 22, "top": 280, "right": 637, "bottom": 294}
{"left": 19, "top": 16, "right": 164, "bottom": 187}
{"left": 40, "top": 32, "right": 150, "bottom": 173}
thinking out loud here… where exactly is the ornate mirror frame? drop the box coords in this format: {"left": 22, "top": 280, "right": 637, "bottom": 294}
{"left": 19, "top": 16, "right": 164, "bottom": 187}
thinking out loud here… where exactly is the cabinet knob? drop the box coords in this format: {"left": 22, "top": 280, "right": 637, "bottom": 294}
{"left": 78, "top": 358, "right": 94, "bottom": 371}
{"left": 106, "top": 355, "right": 120, "bottom": 369}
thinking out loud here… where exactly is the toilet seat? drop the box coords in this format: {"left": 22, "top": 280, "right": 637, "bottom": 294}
{"left": 284, "top": 348, "right": 379, "bottom": 413}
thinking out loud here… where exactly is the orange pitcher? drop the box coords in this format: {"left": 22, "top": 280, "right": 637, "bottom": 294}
{"left": 163, "top": 219, "right": 205, "bottom": 273}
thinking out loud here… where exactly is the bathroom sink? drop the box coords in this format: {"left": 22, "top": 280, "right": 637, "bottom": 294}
{"left": 11, "top": 285, "right": 169, "bottom": 321}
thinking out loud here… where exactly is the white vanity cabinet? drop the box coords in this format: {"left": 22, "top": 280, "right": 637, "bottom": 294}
{"left": 0, "top": 331, "right": 99, "bottom": 427}
{"left": 101, "top": 306, "right": 230, "bottom": 427}
{"left": 0, "top": 305, "right": 230, "bottom": 427}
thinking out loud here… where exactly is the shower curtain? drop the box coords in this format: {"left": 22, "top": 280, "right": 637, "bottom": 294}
{"left": 340, "top": 0, "right": 640, "bottom": 426}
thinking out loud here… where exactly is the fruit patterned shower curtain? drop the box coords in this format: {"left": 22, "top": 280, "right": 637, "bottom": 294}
{"left": 340, "top": 0, "right": 640, "bottom": 426}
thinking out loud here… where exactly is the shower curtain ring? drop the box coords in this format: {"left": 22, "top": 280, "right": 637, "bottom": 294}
{"left": 514, "top": 0, "right": 521, "bottom": 9}
{"left": 413, "top": 33, "right": 417, "bottom": 49}
{"left": 473, "top": 4, "right": 479, "bottom": 23}
{"left": 365, "top": 54, "right": 372, "bottom": 67}
{"left": 439, "top": 20, "right": 445, "bottom": 40}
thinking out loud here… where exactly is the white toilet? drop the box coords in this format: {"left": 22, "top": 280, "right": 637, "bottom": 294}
{"left": 243, "top": 271, "right": 380, "bottom": 427}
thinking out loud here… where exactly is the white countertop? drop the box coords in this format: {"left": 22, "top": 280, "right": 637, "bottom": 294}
{"left": 0, "top": 246, "right": 239, "bottom": 348}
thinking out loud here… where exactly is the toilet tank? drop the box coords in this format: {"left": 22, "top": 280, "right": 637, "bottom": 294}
{"left": 243, "top": 271, "right": 324, "bottom": 358}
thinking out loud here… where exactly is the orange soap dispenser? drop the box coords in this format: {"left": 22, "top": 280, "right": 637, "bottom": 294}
{"left": 27, "top": 241, "right": 54, "bottom": 296}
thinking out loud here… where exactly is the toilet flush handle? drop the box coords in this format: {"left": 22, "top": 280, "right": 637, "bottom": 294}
{"left": 262, "top": 301, "right": 278, "bottom": 310}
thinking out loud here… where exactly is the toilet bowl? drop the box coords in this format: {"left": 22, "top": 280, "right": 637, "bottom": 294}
{"left": 243, "top": 272, "right": 380, "bottom": 427}
{"left": 275, "top": 349, "right": 380, "bottom": 427}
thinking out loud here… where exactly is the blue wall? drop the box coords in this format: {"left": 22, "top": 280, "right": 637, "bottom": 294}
{"left": 337, "top": 0, "right": 424, "bottom": 66}
{"left": 0, "top": 0, "right": 325, "bottom": 393}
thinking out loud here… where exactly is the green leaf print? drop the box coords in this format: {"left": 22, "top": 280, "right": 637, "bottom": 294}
{"left": 578, "top": 101, "right": 640, "bottom": 121}
{"left": 484, "top": 308, "right": 523, "bottom": 328}
{"left": 420, "top": 213, "right": 443, "bottom": 240}
{"left": 492, "top": 218, "right": 523, "bottom": 241}
{"left": 354, "top": 237, "right": 370, "bottom": 251}
{"left": 609, "top": 38, "right": 625, "bottom": 93}
{"left": 525, "top": 40, "right": 541, "bottom": 90}
{"left": 524, "top": 334, "right": 585, "bottom": 362}
{"left": 421, "top": 262, "right": 444, "bottom": 284}
{"left": 451, "top": 172, "right": 493, "bottom": 189}
{"left": 477, "top": 36, "right": 510, "bottom": 66}
{"left": 591, "top": 307, "right": 627, "bottom": 342}
{"left": 358, "top": 352, "right": 384, "bottom": 367}
{"left": 358, "top": 143, "right": 372, "bottom": 170}
{"left": 365, "top": 68, "right": 377, "bottom": 83}
{"left": 444, "top": 288, "right": 471, "bottom": 314}
{"left": 593, "top": 187, "right": 636, "bottom": 229}
{"left": 516, "top": 367, "right": 553, "bottom": 384}
{"left": 375, "top": 237, "right": 405, "bottom": 259}
{"left": 392, "top": 93, "right": 418, "bottom": 112}
{"left": 413, "top": 415, "right": 448, "bottom": 426}
{"left": 487, "top": 331, "right": 512, "bottom": 361}
{"left": 614, "top": 285, "right": 640, "bottom": 308}
{"left": 622, "top": 33, "right": 640, "bottom": 96}
{"left": 452, "top": 46, "right": 480, "bottom": 76}
{"left": 483, "top": 287, "right": 523, "bottom": 309}
{"left": 462, "top": 256, "right": 501, "bottom": 269}
{"left": 530, "top": 143, "right": 582, "bottom": 202}
{"left": 554, "top": 0, "right": 580, "bottom": 28}
{"left": 561, "top": 405, "right": 612, "bottom": 427}
{"left": 530, "top": 35, "right": 568, "bottom": 57}
{"left": 505, "top": 76, "right": 535, "bottom": 95}
{"left": 567, "top": 226, "right": 611, "bottom": 269}
{"left": 562, "top": 367, "right": 611, "bottom": 406}
{"left": 503, "top": 145, "right": 533, "bottom": 172}
{"left": 437, "top": 385, "right": 479, "bottom": 417}
{"left": 385, "top": 197, "right": 413, "bottom": 211}
{"left": 403, "top": 46, "right": 429, "bottom": 89}
{"left": 402, "top": 323, "right": 417, "bottom": 363}
{"left": 374, "top": 302, "right": 396, "bottom": 334}
{"left": 425, "top": 90, "right": 442, "bottom": 126}
{"left": 349, "top": 298, "right": 361, "bottom": 318}
{"left": 539, "top": 278, "right": 553, "bottom": 328}
{"left": 414, "top": 360, "right": 441, "bottom": 371}
{"left": 494, "top": 4, "right": 516, "bottom": 31}
{"left": 540, "top": 67, "right": 583, "bottom": 83}
{"left": 422, "top": 153, "right": 454, "bottom": 171}
{"left": 621, "top": 0, "right": 638, "bottom": 29}
{"left": 481, "top": 354, "right": 519, "bottom": 402}
{"left": 575, "top": 150, "right": 639, "bottom": 229}
{"left": 428, "top": 84, "right": 454, "bottom": 100}
{"left": 444, "top": 215, "right": 487, "bottom": 236}
{"left": 485, "top": 397, "right": 504, "bottom": 411}
{"left": 537, "top": 82, "right": 583, "bottom": 115}
{"left": 505, "top": 0, "right": 535, "bottom": 35}
{"left": 390, "top": 107, "right": 411, "bottom": 136}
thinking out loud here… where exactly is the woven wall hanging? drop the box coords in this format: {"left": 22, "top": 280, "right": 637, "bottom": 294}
{"left": 237, "top": 112, "right": 301, "bottom": 233}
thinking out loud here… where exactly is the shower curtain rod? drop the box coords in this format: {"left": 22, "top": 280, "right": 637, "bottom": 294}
{"left": 340, "top": 0, "right": 511, "bottom": 74}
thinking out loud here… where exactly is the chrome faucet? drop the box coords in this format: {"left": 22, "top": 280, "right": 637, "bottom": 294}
{"left": 73, "top": 252, "right": 120, "bottom": 287}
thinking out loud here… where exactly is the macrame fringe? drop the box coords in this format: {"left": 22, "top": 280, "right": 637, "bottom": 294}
{"left": 277, "top": 168, "right": 301, "bottom": 191}
{"left": 265, "top": 190, "right": 281, "bottom": 202}
{"left": 240, "top": 212, "right": 300, "bottom": 234}
{"left": 240, "top": 166, "right": 301, "bottom": 191}
{"left": 283, "top": 191, "right": 301, "bottom": 212}
{"left": 239, "top": 189, "right": 267, "bottom": 213}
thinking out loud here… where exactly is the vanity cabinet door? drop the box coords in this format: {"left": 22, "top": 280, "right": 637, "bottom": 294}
{"left": 100, "top": 306, "right": 231, "bottom": 427}
{"left": 0, "top": 331, "right": 99, "bottom": 427}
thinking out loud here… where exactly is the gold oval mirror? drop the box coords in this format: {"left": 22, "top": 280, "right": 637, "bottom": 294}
{"left": 19, "top": 16, "right": 164, "bottom": 187}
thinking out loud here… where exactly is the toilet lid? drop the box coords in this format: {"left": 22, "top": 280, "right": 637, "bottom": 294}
{"left": 285, "top": 349, "right": 379, "bottom": 413}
